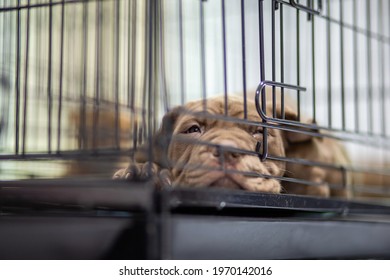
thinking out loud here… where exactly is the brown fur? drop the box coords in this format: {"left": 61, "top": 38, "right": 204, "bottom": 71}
{"left": 67, "top": 107, "right": 136, "bottom": 177}
{"left": 283, "top": 136, "right": 351, "bottom": 197}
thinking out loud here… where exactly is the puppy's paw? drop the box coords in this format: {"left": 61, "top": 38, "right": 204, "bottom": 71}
{"left": 156, "top": 168, "right": 172, "bottom": 189}
{"left": 113, "top": 162, "right": 172, "bottom": 189}
{"left": 113, "top": 162, "right": 158, "bottom": 180}
{"left": 113, "top": 168, "right": 129, "bottom": 180}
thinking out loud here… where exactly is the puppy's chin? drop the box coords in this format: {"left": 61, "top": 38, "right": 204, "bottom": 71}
{"left": 173, "top": 168, "right": 282, "bottom": 193}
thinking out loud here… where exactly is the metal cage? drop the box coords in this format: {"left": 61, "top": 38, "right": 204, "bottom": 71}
{"left": 0, "top": 0, "right": 390, "bottom": 259}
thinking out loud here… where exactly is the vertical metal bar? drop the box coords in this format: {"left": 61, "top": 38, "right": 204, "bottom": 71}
{"left": 159, "top": 0, "right": 169, "bottom": 114}
{"left": 147, "top": 0, "right": 155, "bottom": 166}
{"left": 146, "top": 1, "right": 160, "bottom": 260}
{"left": 0, "top": 2, "right": 3, "bottom": 80}
{"left": 366, "top": 0, "right": 373, "bottom": 134}
{"left": 114, "top": 0, "right": 120, "bottom": 149}
{"left": 129, "top": 0, "right": 137, "bottom": 109}
{"left": 200, "top": 0, "right": 207, "bottom": 111}
{"left": 307, "top": 0, "right": 312, "bottom": 21}
{"left": 36, "top": 4, "right": 42, "bottom": 100}
{"left": 159, "top": 192, "right": 173, "bottom": 260}
{"left": 280, "top": 3, "right": 285, "bottom": 119}
{"left": 271, "top": 0, "right": 276, "bottom": 118}
{"left": 36, "top": 1, "right": 42, "bottom": 149}
{"left": 221, "top": 0, "right": 228, "bottom": 116}
{"left": 93, "top": 0, "right": 102, "bottom": 152}
{"left": 0, "top": 0, "right": 11, "bottom": 148}
{"left": 15, "top": 0, "right": 21, "bottom": 155}
{"left": 240, "top": 0, "right": 247, "bottom": 119}
{"left": 80, "top": 0, "right": 88, "bottom": 150}
{"left": 68, "top": 4, "right": 75, "bottom": 107}
{"left": 311, "top": 2, "right": 316, "bottom": 123}
{"left": 22, "top": 0, "right": 31, "bottom": 155}
{"left": 0, "top": 3, "right": 3, "bottom": 96}
{"left": 326, "top": 0, "right": 331, "bottom": 128}
{"left": 388, "top": 0, "right": 390, "bottom": 137}
{"left": 259, "top": 0, "right": 265, "bottom": 98}
{"left": 340, "top": 0, "right": 345, "bottom": 130}
{"left": 258, "top": 0, "right": 268, "bottom": 160}
{"left": 47, "top": 0, "right": 53, "bottom": 153}
{"left": 318, "top": 0, "right": 323, "bottom": 11}
{"left": 130, "top": 0, "right": 137, "bottom": 154}
{"left": 141, "top": 0, "right": 149, "bottom": 144}
{"left": 127, "top": 0, "right": 132, "bottom": 108}
{"left": 379, "top": 0, "right": 386, "bottom": 136}
{"left": 296, "top": 6, "right": 301, "bottom": 121}
{"left": 57, "top": 0, "right": 65, "bottom": 153}
{"left": 127, "top": 1, "right": 131, "bottom": 108}
{"left": 353, "top": 0, "right": 359, "bottom": 133}
{"left": 178, "top": 0, "right": 185, "bottom": 105}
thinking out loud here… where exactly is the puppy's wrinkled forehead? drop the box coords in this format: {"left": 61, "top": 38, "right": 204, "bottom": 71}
{"left": 174, "top": 96, "right": 261, "bottom": 131}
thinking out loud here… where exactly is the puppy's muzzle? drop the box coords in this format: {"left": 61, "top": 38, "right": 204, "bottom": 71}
{"left": 212, "top": 139, "right": 242, "bottom": 167}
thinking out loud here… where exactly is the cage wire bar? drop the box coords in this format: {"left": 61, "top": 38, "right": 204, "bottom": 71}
{"left": 0, "top": 0, "right": 158, "bottom": 179}
{"left": 158, "top": 0, "right": 390, "bottom": 202}
{"left": 0, "top": 0, "right": 389, "bottom": 204}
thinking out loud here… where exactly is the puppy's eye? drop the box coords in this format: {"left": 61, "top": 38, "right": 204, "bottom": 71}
{"left": 184, "top": 125, "right": 202, "bottom": 134}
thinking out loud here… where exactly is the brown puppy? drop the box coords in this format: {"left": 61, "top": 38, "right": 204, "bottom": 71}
{"left": 114, "top": 96, "right": 288, "bottom": 192}
{"left": 114, "top": 96, "right": 350, "bottom": 197}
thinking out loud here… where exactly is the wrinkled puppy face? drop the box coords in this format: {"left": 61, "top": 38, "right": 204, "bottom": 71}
{"left": 166, "top": 96, "right": 286, "bottom": 193}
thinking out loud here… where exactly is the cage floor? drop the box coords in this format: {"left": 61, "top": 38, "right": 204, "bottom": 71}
{"left": 1, "top": 179, "right": 390, "bottom": 259}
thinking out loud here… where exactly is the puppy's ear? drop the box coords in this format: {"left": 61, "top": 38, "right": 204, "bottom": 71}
{"left": 135, "top": 106, "right": 182, "bottom": 167}
{"left": 275, "top": 103, "right": 318, "bottom": 144}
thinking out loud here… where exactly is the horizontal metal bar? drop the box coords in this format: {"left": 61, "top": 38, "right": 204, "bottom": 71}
{"left": 0, "top": 179, "right": 154, "bottom": 211}
{"left": 0, "top": 0, "right": 107, "bottom": 12}
{"left": 0, "top": 148, "right": 130, "bottom": 160}
{"left": 165, "top": 188, "right": 390, "bottom": 215}
{"left": 0, "top": 178, "right": 389, "bottom": 215}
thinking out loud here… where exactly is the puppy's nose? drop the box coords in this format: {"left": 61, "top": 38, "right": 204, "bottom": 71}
{"left": 212, "top": 139, "right": 241, "bottom": 163}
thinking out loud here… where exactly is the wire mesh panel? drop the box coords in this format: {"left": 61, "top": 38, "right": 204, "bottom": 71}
{"left": 0, "top": 0, "right": 390, "bottom": 205}
{"left": 155, "top": 0, "right": 390, "bottom": 205}
{"left": 1, "top": 0, "right": 390, "bottom": 261}
{"left": 0, "top": 0, "right": 155, "bottom": 179}
{"left": 157, "top": 0, "right": 390, "bottom": 204}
